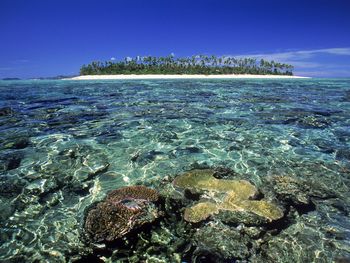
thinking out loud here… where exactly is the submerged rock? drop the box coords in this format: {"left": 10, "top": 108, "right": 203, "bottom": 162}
{"left": 260, "top": 108, "right": 333, "bottom": 129}
{"left": 270, "top": 175, "right": 335, "bottom": 206}
{"left": 0, "top": 134, "right": 30, "bottom": 150}
{"left": 0, "top": 199, "right": 16, "bottom": 223}
{"left": 170, "top": 146, "right": 202, "bottom": 157}
{"left": 297, "top": 115, "right": 331, "bottom": 129}
{"left": 131, "top": 150, "right": 167, "bottom": 166}
{"left": 312, "top": 138, "right": 335, "bottom": 154}
{"left": 0, "top": 152, "right": 22, "bottom": 171}
{"left": 83, "top": 186, "right": 160, "bottom": 243}
{"left": 257, "top": 211, "right": 350, "bottom": 263}
{"left": 341, "top": 90, "right": 350, "bottom": 102}
{"left": 336, "top": 148, "right": 350, "bottom": 161}
{"left": 0, "top": 178, "right": 25, "bottom": 198}
{"left": 271, "top": 176, "right": 310, "bottom": 205}
{"left": 3, "top": 137, "right": 30, "bottom": 150}
{"left": 192, "top": 222, "right": 251, "bottom": 261}
{"left": 155, "top": 130, "right": 178, "bottom": 142}
{"left": 334, "top": 129, "right": 350, "bottom": 143}
{"left": 212, "top": 166, "right": 241, "bottom": 179}
{"left": 173, "top": 169, "right": 284, "bottom": 224}
{"left": 0, "top": 107, "right": 14, "bottom": 116}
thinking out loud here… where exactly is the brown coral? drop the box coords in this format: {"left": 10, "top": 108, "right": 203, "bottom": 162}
{"left": 84, "top": 186, "right": 159, "bottom": 243}
{"left": 106, "top": 185, "right": 159, "bottom": 203}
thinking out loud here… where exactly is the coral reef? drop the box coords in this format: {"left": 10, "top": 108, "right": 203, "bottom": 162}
{"left": 173, "top": 169, "right": 283, "bottom": 223}
{"left": 106, "top": 185, "right": 159, "bottom": 203}
{"left": 192, "top": 222, "right": 251, "bottom": 262}
{"left": 77, "top": 166, "right": 349, "bottom": 262}
{"left": 269, "top": 175, "right": 335, "bottom": 206}
{"left": 222, "top": 192, "right": 284, "bottom": 221}
{"left": 256, "top": 211, "right": 350, "bottom": 262}
{"left": 83, "top": 186, "right": 159, "bottom": 243}
{"left": 184, "top": 202, "right": 219, "bottom": 223}
{"left": 173, "top": 169, "right": 257, "bottom": 199}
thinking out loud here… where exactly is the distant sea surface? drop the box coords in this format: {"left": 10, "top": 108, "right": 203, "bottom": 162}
{"left": 0, "top": 79, "right": 349, "bottom": 262}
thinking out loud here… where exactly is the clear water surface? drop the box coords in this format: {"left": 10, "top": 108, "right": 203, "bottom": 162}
{"left": 0, "top": 79, "right": 349, "bottom": 262}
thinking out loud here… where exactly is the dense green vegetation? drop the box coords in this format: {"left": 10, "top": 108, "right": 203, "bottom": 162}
{"left": 80, "top": 55, "right": 294, "bottom": 75}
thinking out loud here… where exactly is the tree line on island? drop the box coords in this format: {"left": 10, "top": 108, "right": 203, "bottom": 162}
{"left": 80, "top": 55, "right": 294, "bottom": 75}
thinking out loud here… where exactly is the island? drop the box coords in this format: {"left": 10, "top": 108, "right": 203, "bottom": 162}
{"left": 69, "top": 55, "right": 308, "bottom": 80}
{"left": 2, "top": 77, "right": 21, "bottom": 80}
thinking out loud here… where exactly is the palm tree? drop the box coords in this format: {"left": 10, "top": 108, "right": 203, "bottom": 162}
{"left": 79, "top": 54, "right": 294, "bottom": 75}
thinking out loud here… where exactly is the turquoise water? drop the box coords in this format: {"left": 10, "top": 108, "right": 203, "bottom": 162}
{"left": 0, "top": 79, "right": 350, "bottom": 262}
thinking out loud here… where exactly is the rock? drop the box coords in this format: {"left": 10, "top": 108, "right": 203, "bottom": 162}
{"left": 0, "top": 178, "right": 25, "bottom": 198}
{"left": 257, "top": 212, "right": 350, "bottom": 263}
{"left": 334, "top": 129, "right": 350, "bottom": 143}
{"left": 212, "top": 166, "right": 240, "bottom": 179}
{"left": 4, "top": 137, "right": 30, "bottom": 149}
{"left": 336, "top": 149, "right": 350, "bottom": 161}
{"left": 271, "top": 176, "right": 310, "bottom": 205}
{"left": 270, "top": 176, "right": 336, "bottom": 206}
{"left": 131, "top": 150, "right": 166, "bottom": 166}
{"left": 155, "top": 131, "right": 178, "bottom": 142}
{"left": 95, "top": 127, "right": 123, "bottom": 144}
{"left": 341, "top": 90, "right": 350, "bottom": 102}
{"left": 84, "top": 186, "right": 160, "bottom": 243}
{"left": 192, "top": 222, "right": 250, "bottom": 261}
{"left": 297, "top": 115, "right": 331, "bottom": 129}
{"left": 260, "top": 108, "right": 333, "bottom": 129}
{"left": 258, "top": 223, "right": 325, "bottom": 262}
{"left": 83, "top": 163, "right": 110, "bottom": 182}
{"left": 0, "top": 198, "right": 16, "bottom": 223}
{"left": 313, "top": 138, "right": 335, "bottom": 154}
{"left": 0, "top": 107, "right": 14, "bottom": 116}
{"left": 170, "top": 146, "right": 202, "bottom": 157}
{"left": 36, "top": 143, "right": 110, "bottom": 183}
{"left": 0, "top": 153, "right": 22, "bottom": 171}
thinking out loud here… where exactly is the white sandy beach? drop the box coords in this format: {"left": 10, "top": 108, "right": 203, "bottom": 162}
{"left": 67, "top": 74, "right": 309, "bottom": 80}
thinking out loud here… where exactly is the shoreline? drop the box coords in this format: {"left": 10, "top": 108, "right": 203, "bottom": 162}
{"left": 66, "top": 74, "right": 309, "bottom": 80}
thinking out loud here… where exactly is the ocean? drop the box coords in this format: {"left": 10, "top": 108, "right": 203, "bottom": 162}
{"left": 0, "top": 79, "right": 349, "bottom": 262}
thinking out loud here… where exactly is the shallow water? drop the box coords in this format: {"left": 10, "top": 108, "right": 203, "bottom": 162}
{"left": 0, "top": 79, "right": 349, "bottom": 262}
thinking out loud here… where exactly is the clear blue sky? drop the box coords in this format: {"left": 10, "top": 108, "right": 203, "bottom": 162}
{"left": 1, "top": 0, "right": 350, "bottom": 78}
